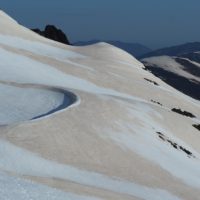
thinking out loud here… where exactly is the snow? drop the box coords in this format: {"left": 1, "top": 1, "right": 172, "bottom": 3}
{"left": 0, "top": 35, "right": 85, "bottom": 60}
{"left": 65, "top": 59, "right": 95, "bottom": 71}
{"left": 103, "top": 100, "right": 200, "bottom": 188}
{"left": 180, "top": 57, "right": 200, "bottom": 69}
{"left": 0, "top": 172, "right": 102, "bottom": 200}
{"left": 0, "top": 35, "right": 94, "bottom": 71}
{"left": 0, "top": 48, "right": 138, "bottom": 100}
{"left": 0, "top": 11, "right": 200, "bottom": 200}
{"left": 0, "top": 83, "right": 65, "bottom": 125}
{"left": 142, "top": 56, "right": 200, "bottom": 81}
{"left": 0, "top": 48, "right": 106, "bottom": 93}
{"left": 0, "top": 10, "right": 18, "bottom": 24}
{"left": 0, "top": 140, "right": 181, "bottom": 200}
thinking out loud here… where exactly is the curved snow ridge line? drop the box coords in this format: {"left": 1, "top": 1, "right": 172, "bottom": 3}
{"left": 27, "top": 87, "right": 79, "bottom": 123}
{"left": 0, "top": 82, "right": 79, "bottom": 125}
{"left": 0, "top": 47, "right": 137, "bottom": 99}
{"left": 0, "top": 140, "right": 182, "bottom": 200}
{"left": 31, "top": 88, "right": 79, "bottom": 121}
{"left": 0, "top": 45, "right": 196, "bottom": 109}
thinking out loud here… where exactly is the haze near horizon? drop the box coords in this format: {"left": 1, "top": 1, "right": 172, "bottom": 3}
{"left": 1, "top": 0, "right": 200, "bottom": 49}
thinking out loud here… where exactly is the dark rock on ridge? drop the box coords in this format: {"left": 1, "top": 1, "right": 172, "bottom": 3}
{"left": 193, "top": 124, "right": 200, "bottom": 131}
{"left": 171, "top": 108, "right": 196, "bottom": 118}
{"left": 156, "top": 132, "right": 194, "bottom": 158}
{"left": 144, "top": 78, "right": 159, "bottom": 86}
{"left": 32, "top": 25, "right": 70, "bottom": 45}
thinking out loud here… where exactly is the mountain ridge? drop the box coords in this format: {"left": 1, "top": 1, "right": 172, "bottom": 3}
{"left": 74, "top": 40, "right": 152, "bottom": 57}
{"left": 0, "top": 10, "right": 200, "bottom": 200}
{"left": 141, "top": 42, "right": 200, "bottom": 100}
{"left": 140, "top": 42, "right": 200, "bottom": 58}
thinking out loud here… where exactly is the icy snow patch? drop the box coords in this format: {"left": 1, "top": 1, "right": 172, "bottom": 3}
{"left": 0, "top": 172, "right": 102, "bottom": 200}
{"left": 0, "top": 84, "right": 65, "bottom": 125}
{"left": 0, "top": 140, "right": 181, "bottom": 200}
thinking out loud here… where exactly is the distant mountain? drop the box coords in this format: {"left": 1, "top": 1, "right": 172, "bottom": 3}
{"left": 141, "top": 47, "right": 200, "bottom": 100}
{"left": 140, "top": 42, "right": 200, "bottom": 59}
{"left": 32, "top": 25, "right": 70, "bottom": 45}
{"left": 74, "top": 40, "right": 152, "bottom": 57}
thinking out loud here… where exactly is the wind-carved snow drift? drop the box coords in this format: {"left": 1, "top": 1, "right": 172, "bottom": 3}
{"left": 0, "top": 10, "right": 200, "bottom": 200}
{"left": 0, "top": 83, "right": 76, "bottom": 125}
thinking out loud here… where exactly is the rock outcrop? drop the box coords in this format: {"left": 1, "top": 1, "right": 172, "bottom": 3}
{"left": 32, "top": 25, "right": 70, "bottom": 45}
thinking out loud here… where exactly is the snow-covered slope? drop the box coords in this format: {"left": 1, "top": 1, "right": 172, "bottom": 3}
{"left": 0, "top": 10, "right": 200, "bottom": 200}
{"left": 142, "top": 55, "right": 200, "bottom": 100}
{"left": 142, "top": 56, "right": 200, "bottom": 82}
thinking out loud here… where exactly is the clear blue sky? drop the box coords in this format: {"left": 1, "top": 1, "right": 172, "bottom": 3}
{"left": 1, "top": 0, "right": 200, "bottom": 49}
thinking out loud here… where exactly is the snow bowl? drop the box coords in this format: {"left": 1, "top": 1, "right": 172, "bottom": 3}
{"left": 0, "top": 83, "right": 77, "bottom": 125}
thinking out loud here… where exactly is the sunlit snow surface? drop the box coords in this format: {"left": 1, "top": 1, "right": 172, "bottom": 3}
{"left": 0, "top": 172, "right": 102, "bottom": 200}
{"left": 0, "top": 140, "right": 181, "bottom": 200}
{"left": 103, "top": 101, "right": 200, "bottom": 188}
{"left": 0, "top": 35, "right": 85, "bottom": 59}
{"left": 0, "top": 47, "right": 134, "bottom": 99}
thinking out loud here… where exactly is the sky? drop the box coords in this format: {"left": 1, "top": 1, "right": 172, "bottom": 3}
{"left": 1, "top": 0, "right": 200, "bottom": 49}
